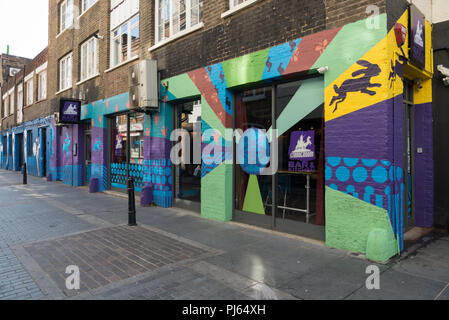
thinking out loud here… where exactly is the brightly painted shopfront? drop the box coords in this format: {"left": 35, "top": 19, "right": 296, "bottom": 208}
{"left": 153, "top": 7, "right": 434, "bottom": 262}
{"left": 1, "top": 7, "right": 433, "bottom": 263}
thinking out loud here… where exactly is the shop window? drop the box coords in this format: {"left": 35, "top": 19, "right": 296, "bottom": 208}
{"left": 155, "top": 0, "right": 203, "bottom": 44}
{"left": 234, "top": 78, "right": 325, "bottom": 233}
{"left": 111, "top": 14, "right": 139, "bottom": 67}
{"left": 110, "top": 114, "right": 145, "bottom": 191}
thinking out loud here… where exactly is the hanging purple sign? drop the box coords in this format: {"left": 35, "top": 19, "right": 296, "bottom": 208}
{"left": 59, "top": 99, "right": 81, "bottom": 124}
{"left": 410, "top": 5, "right": 426, "bottom": 69}
{"left": 288, "top": 130, "right": 316, "bottom": 172}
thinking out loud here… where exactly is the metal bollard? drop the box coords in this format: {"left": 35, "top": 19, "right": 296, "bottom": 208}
{"left": 23, "top": 163, "right": 27, "bottom": 185}
{"left": 127, "top": 177, "right": 137, "bottom": 226}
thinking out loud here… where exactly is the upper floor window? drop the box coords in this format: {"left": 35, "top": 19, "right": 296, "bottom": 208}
{"left": 155, "top": 0, "right": 203, "bottom": 44}
{"left": 2, "top": 95, "right": 8, "bottom": 118}
{"left": 80, "top": 37, "right": 99, "bottom": 80}
{"left": 26, "top": 79, "right": 34, "bottom": 106}
{"left": 111, "top": 14, "right": 139, "bottom": 67}
{"left": 37, "top": 71, "right": 47, "bottom": 101}
{"left": 17, "top": 84, "right": 23, "bottom": 123}
{"left": 60, "top": 0, "right": 74, "bottom": 33}
{"left": 81, "top": 0, "right": 97, "bottom": 13}
{"left": 59, "top": 53, "right": 73, "bottom": 91}
{"left": 9, "top": 90, "right": 14, "bottom": 115}
{"left": 222, "top": 0, "right": 260, "bottom": 17}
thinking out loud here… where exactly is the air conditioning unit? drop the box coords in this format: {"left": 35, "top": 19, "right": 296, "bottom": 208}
{"left": 129, "top": 60, "right": 159, "bottom": 112}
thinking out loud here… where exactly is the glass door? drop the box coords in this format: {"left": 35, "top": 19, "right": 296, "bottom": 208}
{"left": 173, "top": 99, "right": 202, "bottom": 212}
{"left": 404, "top": 81, "right": 415, "bottom": 230}
{"left": 233, "top": 77, "right": 325, "bottom": 240}
{"left": 84, "top": 123, "right": 92, "bottom": 186}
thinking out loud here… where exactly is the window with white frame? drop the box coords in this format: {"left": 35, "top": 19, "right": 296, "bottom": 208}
{"left": 59, "top": 53, "right": 73, "bottom": 91}
{"left": 37, "top": 71, "right": 47, "bottom": 101}
{"left": 81, "top": 0, "right": 97, "bottom": 13}
{"left": 2, "top": 96, "right": 8, "bottom": 118}
{"left": 17, "top": 84, "right": 23, "bottom": 123}
{"left": 155, "top": 0, "right": 203, "bottom": 44}
{"left": 111, "top": 14, "right": 140, "bottom": 67}
{"left": 26, "top": 79, "right": 33, "bottom": 106}
{"left": 80, "top": 37, "right": 99, "bottom": 80}
{"left": 230, "top": 0, "right": 253, "bottom": 8}
{"left": 9, "top": 91, "right": 14, "bottom": 115}
{"left": 60, "top": 0, "right": 74, "bottom": 33}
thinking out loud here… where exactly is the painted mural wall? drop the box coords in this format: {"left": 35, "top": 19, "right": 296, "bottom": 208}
{"left": 0, "top": 116, "right": 53, "bottom": 178}
{"left": 158, "top": 9, "right": 433, "bottom": 261}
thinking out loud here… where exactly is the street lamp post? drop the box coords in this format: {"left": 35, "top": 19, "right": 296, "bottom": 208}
{"left": 127, "top": 112, "right": 137, "bottom": 226}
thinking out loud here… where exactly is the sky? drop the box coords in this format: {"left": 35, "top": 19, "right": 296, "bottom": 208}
{"left": 0, "top": 0, "right": 48, "bottom": 59}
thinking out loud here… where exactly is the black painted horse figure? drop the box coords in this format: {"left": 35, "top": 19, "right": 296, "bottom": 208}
{"left": 330, "top": 60, "right": 382, "bottom": 113}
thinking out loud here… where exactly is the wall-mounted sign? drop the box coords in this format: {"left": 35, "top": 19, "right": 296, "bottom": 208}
{"left": 9, "top": 68, "right": 21, "bottom": 77}
{"left": 59, "top": 99, "right": 81, "bottom": 124}
{"left": 288, "top": 130, "right": 316, "bottom": 172}
{"left": 394, "top": 23, "right": 407, "bottom": 47}
{"left": 410, "top": 5, "right": 426, "bottom": 69}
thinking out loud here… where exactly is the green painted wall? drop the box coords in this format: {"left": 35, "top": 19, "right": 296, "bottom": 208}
{"left": 325, "top": 187, "right": 398, "bottom": 261}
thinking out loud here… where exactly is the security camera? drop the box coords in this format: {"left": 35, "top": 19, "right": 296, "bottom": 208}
{"left": 94, "top": 34, "right": 104, "bottom": 40}
{"left": 443, "top": 77, "right": 449, "bottom": 87}
{"left": 317, "top": 66, "right": 329, "bottom": 74}
{"left": 414, "top": 78, "right": 423, "bottom": 90}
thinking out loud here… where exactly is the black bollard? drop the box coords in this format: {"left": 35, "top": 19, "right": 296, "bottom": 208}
{"left": 23, "top": 163, "right": 27, "bottom": 185}
{"left": 128, "top": 177, "right": 137, "bottom": 226}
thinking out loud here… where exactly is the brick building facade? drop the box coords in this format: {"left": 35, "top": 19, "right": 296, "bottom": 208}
{"left": 0, "top": 0, "right": 442, "bottom": 262}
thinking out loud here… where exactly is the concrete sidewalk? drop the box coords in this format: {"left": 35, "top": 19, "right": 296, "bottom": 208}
{"left": 0, "top": 169, "right": 448, "bottom": 300}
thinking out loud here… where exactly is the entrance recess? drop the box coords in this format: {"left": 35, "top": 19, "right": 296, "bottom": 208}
{"left": 84, "top": 123, "right": 92, "bottom": 186}
{"left": 233, "top": 77, "right": 325, "bottom": 240}
{"left": 109, "top": 114, "right": 145, "bottom": 192}
{"left": 173, "top": 99, "right": 202, "bottom": 213}
{"left": 404, "top": 81, "right": 415, "bottom": 231}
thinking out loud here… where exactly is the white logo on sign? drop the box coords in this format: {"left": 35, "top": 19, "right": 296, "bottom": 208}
{"left": 64, "top": 104, "right": 78, "bottom": 115}
{"left": 290, "top": 135, "right": 313, "bottom": 159}
{"left": 415, "top": 20, "right": 424, "bottom": 47}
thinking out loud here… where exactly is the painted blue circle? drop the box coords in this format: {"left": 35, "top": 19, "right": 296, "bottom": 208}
{"left": 168, "top": 176, "right": 173, "bottom": 185}
{"left": 159, "top": 167, "right": 164, "bottom": 175}
{"left": 336, "top": 166, "right": 350, "bottom": 182}
{"left": 237, "top": 128, "right": 270, "bottom": 175}
{"left": 156, "top": 175, "right": 161, "bottom": 184}
{"left": 165, "top": 167, "right": 172, "bottom": 176}
{"left": 362, "top": 159, "right": 378, "bottom": 167}
{"left": 389, "top": 166, "right": 395, "bottom": 182}
{"left": 325, "top": 166, "right": 333, "bottom": 181}
{"left": 353, "top": 167, "right": 368, "bottom": 183}
{"left": 396, "top": 167, "right": 403, "bottom": 181}
{"left": 162, "top": 176, "right": 166, "bottom": 185}
{"left": 327, "top": 157, "right": 341, "bottom": 167}
{"left": 372, "top": 166, "right": 388, "bottom": 183}
{"left": 330, "top": 184, "right": 338, "bottom": 190}
{"left": 344, "top": 158, "right": 359, "bottom": 167}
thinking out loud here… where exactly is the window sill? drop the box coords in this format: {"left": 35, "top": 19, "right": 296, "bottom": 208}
{"left": 78, "top": 1, "right": 99, "bottom": 20}
{"left": 105, "top": 56, "right": 139, "bottom": 73}
{"left": 56, "top": 26, "right": 73, "bottom": 39}
{"left": 76, "top": 73, "right": 100, "bottom": 86}
{"left": 221, "top": 0, "right": 261, "bottom": 18}
{"left": 55, "top": 87, "right": 72, "bottom": 95}
{"left": 149, "top": 23, "right": 204, "bottom": 52}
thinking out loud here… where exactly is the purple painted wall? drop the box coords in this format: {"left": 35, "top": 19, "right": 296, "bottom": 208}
{"left": 414, "top": 102, "right": 434, "bottom": 227}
